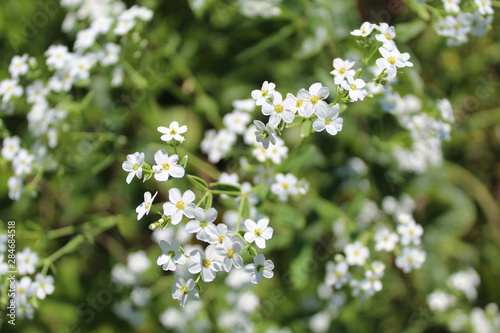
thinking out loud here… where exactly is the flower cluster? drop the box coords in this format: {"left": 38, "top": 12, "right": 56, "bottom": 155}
{"left": 238, "top": 0, "right": 282, "bottom": 18}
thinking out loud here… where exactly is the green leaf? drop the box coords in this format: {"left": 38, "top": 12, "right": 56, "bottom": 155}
{"left": 204, "top": 193, "right": 213, "bottom": 211}
{"left": 187, "top": 174, "right": 209, "bottom": 191}
{"left": 289, "top": 246, "right": 313, "bottom": 291}
{"left": 301, "top": 119, "right": 313, "bottom": 138}
{"left": 180, "top": 155, "right": 188, "bottom": 168}
{"left": 210, "top": 183, "right": 241, "bottom": 196}
{"left": 407, "top": 0, "right": 430, "bottom": 21}
{"left": 241, "top": 196, "right": 251, "bottom": 220}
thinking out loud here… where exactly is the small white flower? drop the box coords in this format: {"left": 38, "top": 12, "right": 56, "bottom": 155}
{"left": 374, "top": 228, "right": 399, "bottom": 252}
{"left": 13, "top": 149, "right": 34, "bottom": 176}
{"left": 325, "top": 261, "right": 349, "bottom": 288}
{"left": 251, "top": 81, "right": 276, "bottom": 106}
{"left": 344, "top": 241, "right": 369, "bottom": 266}
{"left": 9, "top": 54, "right": 29, "bottom": 78}
{"left": 245, "top": 254, "right": 274, "bottom": 284}
{"left": 254, "top": 165, "right": 274, "bottom": 185}
{"left": 443, "top": 0, "right": 461, "bottom": 13}
{"left": 215, "top": 236, "right": 244, "bottom": 272}
{"left": 376, "top": 46, "right": 413, "bottom": 79}
{"left": 122, "top": 152, "right": 145, "bottom": 184}
{"left": 330, "top": 58, "right": 356, "bottom": 85}
{"left": 233, "top": 98, "right": 256, "bottom": 112}
{"left": 34, "top": 274, "right": 55, "bottom": 300}
{"left": 351, "top": 22, "right": 375, "bottom": 37}
{"left": 208, "top": 223, "right": 231, "bottom": 245}
{"left": 136, "top": 191, "right": 158, "bottom": 220}
{"left": 254, "top": 120, "right": 277, "bottom": 149}
{"left": 397, "top": 221, "right": 423, "bottom": 246}
{"left": 375, "top": 23, "right": 397, "bottom": 50}
{"left": 100, "top": 43, "right": 121, "bottom": 66}
{"left": 185, "top": 207, "right": 218, "bottom": 242}
{"left": 17, "top": 247, "right": 39, "bottom": 275}
{"left": 45, "top": 45, "right": 70, "bottom": 70}
{"left": 271, "top": 173, "right": 298, "bottom": 201}
{"left": 341, "top": 76, "right": 367, "bottom": 102}
{"left": 475, "top": 0, "right": 494, "bottom": 15}
{"left": 74, "top": 28, "right": 97, "bottom": 51}
{"left": 127, "top": 250, "right": 151, "bottom": 275}
{"left": 262, "top": 92, "right": 296, "bottom": 127}
{"left": 2, "top": 136, "right": 21, "bottom": 161}
{"left": 223, "top": 111, "right": 251, "bottom": 134}
{"left": 361, "top": 270, "right": 383, "bottom": 295}
{"left": 296, "top": 82, "right": 330, "bottom": 118}
{"left": 163, "top": 188, "right": 196, "bottom": 225}
{"left": 26, "top": 80, "right": 49, "bottom": 104}
{"left": 427, "top": 290, "right": 456, "bottom": 312}
{"left": 437, "top": 99, "right": 454, "bottom": 123}
{"left": 172, "top": 277, "right": 199, "bottom": 307}
{"left": 158, "top": 121, "right": 187, "bottom": 142}
{"left": 312, "top": 103, "right": 343, "bottom": 136}
{"left": 395, "top": 247, "right": 426, "bottom": 273}
{"left": 152, "top": 149, "right": 185, "bottom": 181}
{"left": 157, "top": 240, "right": 186, "bottom": 271}
{"left": 0, "top": 79, "right": 23, "bottom": 103}
{"left": 17, "top": 276, "right": 36, "bottom": 304}
{"left": 188, "top": 246, "right": 222, "bottom": 282}
{"left": 244, "top": 218, "right": 273, "bottom": 249}
{"left": 8, "top": 176, "right": 23, "bottom": 200}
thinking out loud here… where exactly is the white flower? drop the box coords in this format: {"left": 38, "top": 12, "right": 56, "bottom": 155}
{"left": 265, "top": 137, "right": 288, "bottom": 164}
{"left": 163, "top": 188, "right": 196, "bottom": 225}
{"left": 131, "top": 287, "right": 151, "bottom": 308}
{"left": 341, "top": 76, "right": 367, "bottom": 102}
{"left": 100, "top": 43, "right": 121, "bottom": 66}
{"left": 325, "top": 261, "right": 349, "bottom": 288}
{"left": 34, "top": 274, "right": 55, "bottom": 300}
{"left": 397, "top": 221, "right": 423, "bottom": 246}
{"left": 223, "top": 111, "right": 251, "bottom": 134}
{"left": 236, "top": 291, "right": 260, "bottom": 313}
{"left": 45, "top": 45, "right": 70, "bottom": 70}
{"left": 74, "top": 28, "right": 97, "bottom": 51}
{"left": 427, "top": 290, "right": 456, "bottom": 312}
{"left": 375, "top": 23, "right": 397, "bottom": 50}
{"left": 443, "top": 0, "right": 461, "bottom": 13}
{"left": 152, "top": 149, "right": 185, "bottom": 181}
{"left": 254, "top": 120, "right": 277, "bottom": 149}
{"left": 244, "top": 218, "right": 273, "bottom": 249}
{"left": 2, "top": 136, "right": 21, "bottom": 161}
{"left": 8, "top": 176, "right": 23, "bottom": 200}
{"left": 17, "top": 276, "right": 36, "bottom": 304}
{"left": 69, "top": 55, "right": 96, "bottom": 81}
{"left": 185, "top": 207, "right": 218, "bottom": 242}
{"left": 437, "top": 99, "right": 455, "bottom": 123}
{"left": 91, "top": 17, "right": 114, "bottom": 34}
{"left": 262, "top": 92, "right": 296, "bottom": 127}
{"left": 0, "top": 79, "right": 23, "bottom": 103}
{"left": 233, "top": 98, "right": 256, "bottom": 112}
{"left": 254, "top": 165, "right": 274, "bottom": 185}
{"left": 447, "top": 268, "right": 480, "bottom": 301}
{"left": 344, "top": 241, "right": 369, "bottom": 266}
{"left": 136, "top": 191, "right": 158, "bottom": 220}
{"left": 312, "top": 103, "right": 343, "bottom": 136}
{"left": 360, "top": 270, "right": 383, "bottom": 295}
{"left": 376, "top": 46, "right": 410, "bottom": 79}
{"left": 251, "top": 81, "right": 276, "bottom": 106}
{"left": 395, "top": 247, "right": 426, "bottom": 273}
{"left": 245, "top": 254, "right": 274, "bottom": 284}
{"left": 17, "top": 247, "right": 39, "bottom": 275}
{"left": 26, "top": 80, "right": 49, "bottom": 104}
{"left": 208, "top": 223, "right": 231, "bottom": 245}
{"left": 188, "top": 246, "right": 222, "bottom": 282}
{"left": 215, "top": 236, "right": 244, "bottom": 272}
{"left": 296, "top": 82, "right": 330, "bottom": 118}
{"left": 157, "top": 240, "right": 186, "bottom": 271}
{"left": 351, "top": 22, "right": 376, "bottom": 37}
{"left": 271, "top": 173, "right": 298, "bottom": 201}
{"left": 158, "top": 121, "right": 187, "bottom": 142}
{"left": 330, "top": 58, "right": 356, "bottom": 85}
{"left": 9, "top": 54, "right": 29, "bottom": 78}
{"left": 374, "top": 228, "right": 399, "bottom": 252}
{"left": 475, "top": 0, "right": 494, "bottom": 15}
{"left": 127, "top": 250, "right": 151, "bottom": 275}
{"left": 172, "top": 277, "right": 199, "bottom": 307}
{"left": 111, "top": 65, "right": 124, "bottom": 87}
{"left": 122, "top": 152, "right": 145, "bottom": 184}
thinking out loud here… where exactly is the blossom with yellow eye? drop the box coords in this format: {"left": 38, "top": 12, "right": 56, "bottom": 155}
{"left": 312, "top": 103, "right": 343, "bottom": 136}
{"left": 172, "top": 277, "right": 199, "bottom": 307}
{"left": 122, "top": 151, "right": 145, "bottom": 184}
{"left": 262, "top": 91, "right": 296, "bottom": 127}
{"left": 136, "top": 191, "right": 158, "bottom": 220}
{"left": 251, "top": 80, "right": 276, "bottom": 106}
{"left": 340, "top": 76, "right": 367, "bottom": 102}
{"left": 254, "top": 120, "right": 277, "bottom": 149}
{"left": 188, "top": 246, "right": 222, "bottom": 282}
{"left": 215, "top": 236, "right": 244, "bottom": 272}
{"left": 245, "top": 254, "right": 274, "bottom": 284}
{"left": 244, "top": 218, "right": 273, "bottom": 249}
{"left": 163, "top": 188, "right": 196, "bottom": 225}
{"left": 351, "top": 21, "right": 376, "bottom": 37}
{"left": 157, "top": 240, "right": 186, "bottom": 271}
{"left": 330, "top": 58, "right": 356, "bottom": 85}
{"left": 297, "top": 82, "right": 330, "bottom": 118}
{"left": 158, "top": 121, "right": 187, "bottom": 143}
{"left": 152, "top": 149, "right": 185, "bottom": 182}
{"left": 375, "top": 46, "right": 412, "bottom": 79}
{"left": 375, "top": 23, "right": 396, "bottom": 50}
{"left": 185, "top": 207, "right": 218, "bottom": 242}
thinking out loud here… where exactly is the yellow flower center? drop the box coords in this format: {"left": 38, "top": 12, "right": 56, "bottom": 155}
{"left": 310, "top": 95, "right": 319, "bottom": 104}
{"left": 274, "top": 104, "right": 284, "bottom": 113}
{"left": 384, "top": 33, "right": 391, "bottom": 40}
{"left": 200, "top": 220, "right": 207, "bottom": 228}
{"left": 180, "top": 286, "right": 189, "bottom": 295}
{"left": 262, "top": 90, "right": 268, "bottom": 97}
{"left": 454, "top": 23, "right": 461, "bottom": 29}
{"left": 218, "top": 235, "right": 224, "bottom": 244}
{"left": 387, "top": 56, "right": 396, "bottom": 65}
{"left": 335, "top": 271, "right": 342, "bottom": 278}
{"left": 176, "top": 201, "right": 185, "bottom": 210}
{"left": 296, "top": 99, "right": 303, "bottom": 108}
{"left": 338, "top": 67, "right": 346, "bottom": 75}
{"left": 350, "top": 84, "right": 357, "bottom": 91}
{"left": 407, "top": 256, "right": 413, "bottom": 263}
{"left": 325, "top": 117, "right": 332, "bottom": 125}
{"left": 133, "top": 163, "right": 139, "bottom": 171}
{"left": 162, "top": 163, "right": 170, "bottom": 171}
{"left": 254, "top": 228, "right": 262, "bottom": 236}
{"left": 168, "top": 251, "right": 176, "bottom": 258}
{"left": 226, "top": 249, "right": 235, "bottom": 258}
{"left": 202, "top": 258, "right": 211, "bottom": 268}
{"left": 170, "top": 128, "right": 177, "bottom": 135}
{"left": 145, "top": 202, "right": 151, "bottom": 209}
{"left": 282, "top": 182, "right": 289, "bottom": 189}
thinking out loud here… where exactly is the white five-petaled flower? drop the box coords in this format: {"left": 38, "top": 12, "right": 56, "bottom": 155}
{"left": 16, "top": 247, "right": 39, "bottom": 275}
{"left": 244, "top": 218, "right": 273, "bottom": 249}
{"left": 271, "top": 173, "right": 298, "bottom": 201}
{"left": 0, "top": 79, "right": 23, "bottom": 103}
{"left": 152, "top": 149, "right": 185, "bottom": 181}
{"left": 254, "top": 120, "right": 277, "bottom": 149}
{"left": 13, "top": 149, "right": 34, "bottom": 176}
{"left": 185, "top": 207, "right": 218, "bottom": 242}
{"left": 136, "top": 191, "right": 158, "bottom": 220}
{"left": 215, "top": 236, "right": 244, "bottom": 272}
{"left": 325, "top": 261, "right": 350, "bottom": 288}
{"left": 223, "top": 111, "right": 251, "bottom": 134}
{"left": 397, "top": 221, "right": 424, "bottom": 246}
{"left": 351, "top": 22, "right": 376, "bottom": 37}
{"left": 172, "top": 277, "right": 199, "bottom": 307}
{"left": 341, "top": 76, "right": 368, "bottom": 102}
{"left": 375, "top": 23, "right": 397, "bottom": 50}
{"left": 158, "top": 121, "right": 187, "bottom": 142}
{"left": 262, "top": 92, "right": 296, "bottom": 127}
{"left": 9, "top": 54, "right": 29, "bottom": 78}
{"left": 330, "top": 59, "right": 356, "bottom": 85}
{"left": 296, "top": 82, "right": 330, "bottom": 118}
{"left": 395, "top": 247, "right": 426, "bottom": 273}
{"left": 208, "top": 223, "right": 230, "bottom": 245}
{"left": 312, "top": 103, "right": 343, "bottom": 136}
{"left": 188, "top": 246, "right": 222, "bottom": 282}
{"left": 360, "top": 270, "right": 383, "bottom": 295}
{"left": 374, "top": 228, "right": 399, "bottom": 252}
{"left": 376, "top": 46, "right": 412, "bottom": 79}
{"left": 475, "top": 0, "right": 494, "bottom": 15}
{"left": 163, "top": 188, "right": 196, "bottom": 225}
{"left": 344, "top": 241, "right": 370, "bottom": 266}
{"left": 251, "top": 81, "right": 276, "bottom": 106}
{"left": 157, "top": 240, "right": 186, "bottom": 271}
{"left": 34, "top": 274, "right": 55, "bottom": 300}
{"left": 2, "top": 136, "right": 21, "bottom": 161}
{"left": 122, "top": 152, "right": 145, "bottom": 184}
{"left": 245, "top": 254, "right": 274, "bottom": 284}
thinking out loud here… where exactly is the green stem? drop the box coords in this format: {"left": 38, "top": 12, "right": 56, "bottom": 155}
{"left": 236, "top": 195, "right": 246, "bottom": 232}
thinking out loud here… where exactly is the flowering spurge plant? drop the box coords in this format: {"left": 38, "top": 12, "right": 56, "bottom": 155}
{"left": 0, "top": 0, "right": 153, "bottom": 201}
{"left": 122, "top": 121, "right": 286, "bottom": 307}
{"left": 406, "top": 0, "right": 495, "bottom": 46}
{"left": 0, "top": 237, "right": 55, "bottom": 322}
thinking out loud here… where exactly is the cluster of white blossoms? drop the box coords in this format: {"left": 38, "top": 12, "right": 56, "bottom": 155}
{"left": 123, "top": 122, "right": 277, "bottom": 308}
{"left": 0, "top": 239, "right": 54, "bottom": 323}
{"left": 1, "top": 0, "right": 153, "bottom": 201}
{"left": 238, "top": 0, "right": 282, "bottom": 18}
{"left": 111, "top": 250, "right": 151, "bottom": 328}
{"left": 432, "top": 0, "right": 494, "bottom": 46}
{"left": 426, "top": 268, "right": 500, "bottom": 332}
